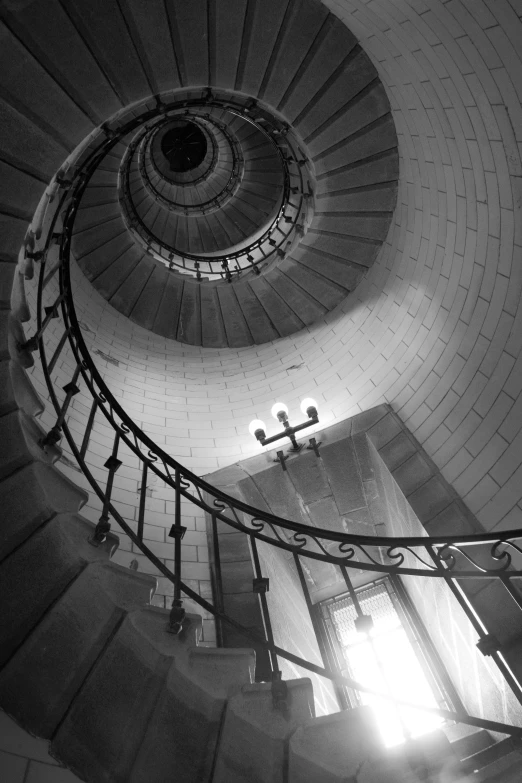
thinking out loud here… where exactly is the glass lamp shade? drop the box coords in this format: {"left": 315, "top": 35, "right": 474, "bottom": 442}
{"left": 300, "top": 397, "right": 318, "bottom": 418}
{"left": 248, "top": 419, "right": 266, "bottom": 438}
{"left": 270, "top": 401, "right": 289, "bottom": 420}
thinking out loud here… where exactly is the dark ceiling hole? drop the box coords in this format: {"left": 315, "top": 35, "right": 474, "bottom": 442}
{"left": 160, "top": 121, "right": 207, "bottom": 172}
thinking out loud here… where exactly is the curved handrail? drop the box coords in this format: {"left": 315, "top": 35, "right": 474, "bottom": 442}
{"left": 25, "top": 89, "right": 522, "bottom": 739}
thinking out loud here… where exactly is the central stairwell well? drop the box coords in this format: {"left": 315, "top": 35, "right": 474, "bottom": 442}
{"left": 1, "top": 1, "right": 522, "bottom": 782}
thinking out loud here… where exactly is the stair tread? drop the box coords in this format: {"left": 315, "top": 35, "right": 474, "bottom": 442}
{"left": 471, "top": 749, "right": 522, "bottom": 781}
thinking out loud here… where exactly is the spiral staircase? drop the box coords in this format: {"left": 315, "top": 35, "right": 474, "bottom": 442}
{"left": 1, "top": 1, "right": 522, "bottom": 782}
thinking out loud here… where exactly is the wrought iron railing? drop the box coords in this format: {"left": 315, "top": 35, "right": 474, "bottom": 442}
{"left": 19, "top": 93, "right": 522, "bottom": 741}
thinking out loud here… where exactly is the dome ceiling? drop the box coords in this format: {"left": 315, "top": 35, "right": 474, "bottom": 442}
{"left": 70, "top": 5, "right": 399, "bottom": 348}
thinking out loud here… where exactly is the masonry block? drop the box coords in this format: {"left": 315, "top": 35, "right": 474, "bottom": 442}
{"left": 0, "top": 562, "right": 155, "bottom": 738}
{"left": 0, "top": 514, "right": 118, "bottom": 668}
{"left": 213, "top": 679, "right": 315, "bottom": 783}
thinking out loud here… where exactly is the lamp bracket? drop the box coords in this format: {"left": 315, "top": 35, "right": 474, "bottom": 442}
{"left": 306, "top": 437, "right": 321, "bottom": 457}
{"left": 274, "top": 450, "right": 288, "bottom": 471}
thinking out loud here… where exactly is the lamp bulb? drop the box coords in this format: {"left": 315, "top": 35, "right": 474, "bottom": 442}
{"left": 300, "top": 397, "right": 318, "bottom": 417}
{"left": 248, "top": 419, "right": 266, "bottom": 438}
{"left": 270, "top": 401, "right": 289, "bottom": 420}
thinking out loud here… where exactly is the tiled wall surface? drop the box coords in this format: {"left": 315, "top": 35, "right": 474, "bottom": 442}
{"left": 0, "top": 711, "right": 82, "bottom": 783}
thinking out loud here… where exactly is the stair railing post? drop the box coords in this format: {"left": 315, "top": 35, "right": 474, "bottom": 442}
{"left": 90, "top": 431, "right": 122, "bottom": 545}
{"left": 250, "top": 534, "right": 288, "bottom": 710}
{"left": 20, "top": 292, "right": 65, "bottom": 352}
{"left": 167, "top": 468, "right": 187, "bottom": 634}
{"left": 47, "top": 327, "right": 71, "bottom": 375}
{"left": 137, "top": 461, "right": 148, "bottom": 543}
{"left": 79, "top": 397, "right": 98, "bottom": 459}
{"left": 211, "top": 511, "right": 224, "bottom": 648}
{"left": 426, "top": 544, "right": 522, "bottom": 707}
{"left": 293, "top": 552, "right": 339, "bottom": 698}
{"left": 40, "top": 362, "right": 81, "bottom": 448}
{"left": 340, "top": 564, "right": 411, "bottom": 739}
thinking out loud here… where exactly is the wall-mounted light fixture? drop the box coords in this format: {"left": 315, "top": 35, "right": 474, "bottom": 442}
{"left": 248, "top": 398, "right": 319, "bottom": 469}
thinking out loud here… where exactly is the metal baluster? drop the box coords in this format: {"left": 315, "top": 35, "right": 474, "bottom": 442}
{"left": 40, "top": 363, "right": 81, "bottom": 448}
{"left": 250, "top": 535, "right": 287, "bottom": 709}
{"left": 500, "top": 573, "right": 522, "bottom": 613}
{"left": 211, "top": 512, "right": 224, "bottom": 647}
{"left": 20, "top": 292, "right": 65, "bottom": 352}
{"left": 90, "top": 431, "right": 122, "bottom": 545}
{"left": 47, "top": 328, "right": 71, "bottom": 375}
{"left": 339, "top": 565, "right": 411, "bottom": 739}
{"left": 137, "top": 461, "right": 148, "bottom": 542}
{"left": 79, "top": 397, "right": 98, "bottom": 458}
{"left": 42, "top": 259, "right": 62, "bottom": 289}
{"left": 293, "top": 552, "right": 332, "bottom": 676}
{"left": 167, "top": 468, "right": 187, "bottom": 634}
{"left": 426, "top": 544, "right": 522, "bottom": 706}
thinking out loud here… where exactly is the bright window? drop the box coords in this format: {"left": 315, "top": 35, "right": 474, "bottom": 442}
{"left": 321, "top": 580, "right": 445, "bottom": 747}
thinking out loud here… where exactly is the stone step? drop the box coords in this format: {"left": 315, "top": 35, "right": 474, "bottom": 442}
{"left": 0, "top": 360, "right": 44, "bottom": 419}
{"left": 129, "top": 263, "right": 170, "bottom": 332}
{"left": 72, "top": 215, "right": 128, "bottom": 262}
{"left": 0, "top": 407, "right": 61, "bottom": 481}
{"left": 10, "top": 269, "right": 30, "bottom": 323}
{"left": 472, "top": 749, "right": 522, "bottom": 781}
{"left": 109, "top": 254, "right": 157, "bottom": 318}
{"left": 92, "top": 244, "right": 146, "bottom": 299}
{"left": 461, "top": 737, "right": 520, "bottom": 777}
{"left": 213, "top": 678, "right": 315, "bottom": 783}
{"left": 280, "top": 15, "right": 358, "bottom": 121}
{"left": 289, "top": 714, "right": 460, "bottom": 783}
{"left": 0, "top": 460, "right": 89, "bottom": 561}
{"left": 1, "top": 310, "right": 33, "bottom": 369}
{"left": 0, "top": 513, "right": 118, "bottom": 669}
{"left": 75, "top": 229, "right": 134, "bottom": 284}
{"left": 73, "top": 202, "right": 122, "bottom": 234}
{"left": 52, "top": 606, "right": 255, "bottom": 783}
{"left": 0, "top": 561, "right": 155, "bottom": 738}
{"left": 443, "top": 723, "right": 494, "bottom": 761}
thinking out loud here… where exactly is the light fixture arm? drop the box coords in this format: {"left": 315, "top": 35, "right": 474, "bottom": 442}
{"left": 255, "top": 411, "right": 319, "bottom": 451}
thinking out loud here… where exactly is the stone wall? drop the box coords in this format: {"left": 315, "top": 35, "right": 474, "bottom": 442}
{"left": 0, "top": 711, "right": 82, "bottom": 783}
